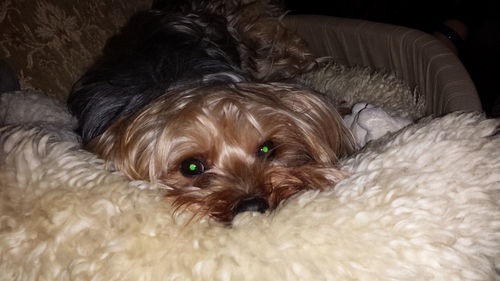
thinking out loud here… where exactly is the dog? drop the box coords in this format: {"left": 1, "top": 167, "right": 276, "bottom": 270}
{"left": 68, "top": 0, "right": 355, "bottom": 223}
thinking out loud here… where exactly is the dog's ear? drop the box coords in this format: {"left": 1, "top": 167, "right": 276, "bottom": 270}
{"left": 85, "top": 109, "right": 163, "bottom": 182}
{"left": 276, "top": 87, "right": 356, "bottom": 163}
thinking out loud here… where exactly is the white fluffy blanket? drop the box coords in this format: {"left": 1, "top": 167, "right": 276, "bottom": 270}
{"left": 302, "top": 62, "right": 424, "bottom": 147}
{"left": 0, "top": 91, "right": 499, "bottom": 280}
{"left": 300, "top": 62, "right": 426, "bottom": 121}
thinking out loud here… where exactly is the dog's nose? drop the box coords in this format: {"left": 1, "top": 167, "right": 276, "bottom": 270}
{"left": 233, "top": 197, "right": 269, "bottom": 215}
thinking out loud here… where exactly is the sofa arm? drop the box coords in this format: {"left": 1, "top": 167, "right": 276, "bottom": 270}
{"left": 283, "top": 15, "right": 482, "bottom": 115}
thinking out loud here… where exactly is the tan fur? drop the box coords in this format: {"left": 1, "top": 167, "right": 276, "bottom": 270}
{"left": 84, "top": 0, "right": 336, "bottom": 223}
{"left": 167, "top": 0, "right": 318, "bottom": 81}
{"left": 199, "top": 0, "right": 318, "bottom": 81}
{"left": 226, "top": 1, "right": 318, "bottom": 81}
{"left": 88, "top": 83, "right": 354, "bottom": 222}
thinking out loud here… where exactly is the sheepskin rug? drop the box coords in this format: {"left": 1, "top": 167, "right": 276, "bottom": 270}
{"left": 300, "top": 62, "right": 426, "bottom": 120}
{"left": 1, "top": 92, "right": 499, "bottom": 280}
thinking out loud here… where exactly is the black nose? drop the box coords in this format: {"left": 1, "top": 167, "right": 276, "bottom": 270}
{"left": 233, "top": 197, "right": 269, "bottom": 215}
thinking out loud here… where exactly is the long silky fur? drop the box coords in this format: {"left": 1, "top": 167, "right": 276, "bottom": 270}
{"left": 68, "top": 0, "right": 317, "bottom": 144}
{"left": 87, "top": 83, "right": 355, "bottom": 223}
{"left": 68, "top": 0, "right": 349, "bottom": 223}
{"left": 68, "top": 7, "right": 246, "bottom": 144}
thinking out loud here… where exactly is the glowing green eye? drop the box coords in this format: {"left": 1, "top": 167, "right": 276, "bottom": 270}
{"left": 189, "top": 163, "right": 197, "bottom": 171}
{"left": 257, "top": 140, "right": 275, "bottom": 159}
{"left": 180, "top": 158, "right": 205, "bottom": 177}
{"left": 260, "top": 146, "right": 270, "bottom": 153}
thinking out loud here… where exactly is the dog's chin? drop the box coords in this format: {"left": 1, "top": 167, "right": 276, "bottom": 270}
{"left": 87, "top": 83, "right": 355, "bottom": 224}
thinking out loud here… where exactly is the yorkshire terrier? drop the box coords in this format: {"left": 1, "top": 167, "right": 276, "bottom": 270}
{"left": 68, "top": 0, "right": 355, "bottom": 223}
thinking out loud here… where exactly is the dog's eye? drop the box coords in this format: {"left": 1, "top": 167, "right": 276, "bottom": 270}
{"left": 180, "top": 158, "right": 205, "bottom": 177}
{"left": 257, "top": 140, "right": 275, "bottom": 159}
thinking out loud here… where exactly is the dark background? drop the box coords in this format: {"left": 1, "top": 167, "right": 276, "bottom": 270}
{"left": 284, "top": 0, "right": 500, "bottom": 117}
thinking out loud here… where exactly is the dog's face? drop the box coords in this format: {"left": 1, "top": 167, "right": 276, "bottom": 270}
{"left": 88, "top": 83, "right": 354, "bottom": 223}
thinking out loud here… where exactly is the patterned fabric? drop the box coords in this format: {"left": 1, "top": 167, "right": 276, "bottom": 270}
{"left": 0, "top": 0, "right": 150, "bottom": 101}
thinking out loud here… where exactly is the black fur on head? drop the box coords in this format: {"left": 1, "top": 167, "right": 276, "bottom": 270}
{"left": 68, "top": 6, "right": 248, "bottom": 144}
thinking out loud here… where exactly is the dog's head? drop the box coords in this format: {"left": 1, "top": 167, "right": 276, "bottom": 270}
{"left": 88, "top": 83, "right": 355, "bottom": 223}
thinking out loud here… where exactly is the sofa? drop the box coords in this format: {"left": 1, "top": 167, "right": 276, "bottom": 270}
{"left": 0, "top": 0, "right": 483, "bottom": 115}
{"left": 0, "top": 1, "right": 498, "bottom": 280}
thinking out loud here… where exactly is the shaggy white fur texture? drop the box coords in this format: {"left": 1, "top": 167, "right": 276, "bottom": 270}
{"left": 300, "top": 62, "right": 426, "bottom": 120}
{"left": 1, "top": 106, "right": 499, "bottom": 280}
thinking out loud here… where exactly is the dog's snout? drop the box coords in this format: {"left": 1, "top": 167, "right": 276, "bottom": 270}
{"left": 233, "top": 197, "right": 269, "bottom": 215}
